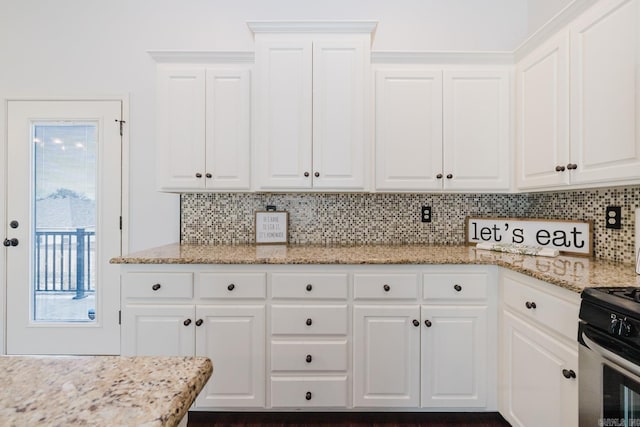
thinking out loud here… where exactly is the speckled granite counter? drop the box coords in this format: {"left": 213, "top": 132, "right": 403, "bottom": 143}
{"left": 111, "top": 244, "right": 640, "bottom": 293}
{"left": 0, "top": 355, "right": 212, "bottom": 427}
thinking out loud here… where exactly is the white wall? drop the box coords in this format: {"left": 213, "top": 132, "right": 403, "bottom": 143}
{"left": 526, "top": 0, "right": 575, "bottom": 34}
{"left": 0, "top": 0, "right": 528, "bottom": 253}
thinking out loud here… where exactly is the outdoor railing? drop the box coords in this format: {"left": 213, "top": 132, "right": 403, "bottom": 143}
{"left": 34, "top": 228, "right": 95, "bottom": 299}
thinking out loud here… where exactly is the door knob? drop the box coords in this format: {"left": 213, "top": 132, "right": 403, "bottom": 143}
{"left": 9, "top": 221, "right": 18, "bottom": 229}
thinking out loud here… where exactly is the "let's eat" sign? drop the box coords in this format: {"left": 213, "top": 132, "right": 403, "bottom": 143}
{"left": 466, "top": 217, "right": 593, "bottom": 256}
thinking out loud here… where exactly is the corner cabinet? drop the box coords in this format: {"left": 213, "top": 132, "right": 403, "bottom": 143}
{"left": 516, "top": 0, "right": 640, "bottom": 190}
{"left": 374, "top": 65, "right": 510, "bottom": 192}
{"left": 250, "top": 22, "right": 375, "bottom": 191}
{"left": 155, "top": 57, "right": 252, "bottom": 192}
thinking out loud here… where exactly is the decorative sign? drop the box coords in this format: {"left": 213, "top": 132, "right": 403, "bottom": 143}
{"left": 255, "top": 211, "right": 288, "bottom": 244}
{"left": 466, "top": 217, "right": 593, "bottom": 257}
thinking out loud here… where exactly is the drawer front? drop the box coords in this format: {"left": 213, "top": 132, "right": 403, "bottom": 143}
{"left": 271, "top": 273, "right": 348, "bottom": 300}
{"left": 271, "top": 340, "right": 348, "bottom": 372}
{"left": 353, "top": 273, "right": 418, "bottom": 300}
{"left": 199, "top": 273, "right": 266, "bottom": 299}
{"left": 271, "top": 305, "right": 348, "bottom": 335}
{"left": 423, "top": 273, "right": 488, "bottom": 301}
{"left": 270, "top": 376, "right": 348, "bottom": 407}
{"left": 503, "top": 276, "right": 579, "bottom": 341}
{"left": 122, "top": 272, "right": 193, "bottom": 299}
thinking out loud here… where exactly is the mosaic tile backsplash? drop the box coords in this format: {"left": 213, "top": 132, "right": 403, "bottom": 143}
{"left": 181, "top": 185, "right": 640, "bottom": 264}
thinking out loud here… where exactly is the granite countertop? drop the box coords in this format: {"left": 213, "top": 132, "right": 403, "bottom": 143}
{"left": 111, "top": 243, "right": 640, "bottom": 293}
{"left": 0, "top": 355, "right": 212, "bottom": 427}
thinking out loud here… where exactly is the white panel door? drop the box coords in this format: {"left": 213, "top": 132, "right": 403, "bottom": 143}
{"left": 6, "top": 100, "right": 122, "bottom": 355}
{"left": 502, "top": 311, "right": 578, "bottom": 427}
{"left": 121, "top": 305, "right": 195, "bottom": 356}
{"left": 443, "top": 70, "right": 510, "bottom": 191}
{"left": 254, "top": 40, "right": 313, "bottom": 189}
{"left": 516, "top": 31, "right": 571, "bottom": 190}
{"left": 195, "top": 305, "right": 266, "bottom": 408}
{"left": 312, "top": 41, "right": 367, "bottom": 190}
{"left": 570, "top": 0, "right": 640, "bottom": 184}
{"left": 205, "top": 68, "right": 252, "bottom": 190}
{"left": 375, "top": 69, "right": 444, "bottom": 191}
{"left": 156, "top": 68, "right": 206, "bottom": 190}
{"left": 353, "top": 305, "right": 420, "bottom": 407}
{"left": 421, "top": 305, "right": 488, "bottom": 408}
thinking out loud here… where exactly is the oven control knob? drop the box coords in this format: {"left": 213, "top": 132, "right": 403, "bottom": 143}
{"left": 610, "top": 318, "right": 621, "bottom": 335}
{"left": 620, "top": 319, "right": 634, "bottom": 337}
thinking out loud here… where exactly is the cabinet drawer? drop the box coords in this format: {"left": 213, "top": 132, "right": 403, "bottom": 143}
{"left": 271, "top": 340, "right": 348, "bottom": 372}
{"left": 423, "top": 273, "right": 488, "bottom": 301}
{"left": 270, "top": 376, "right": 348, "bottom": 407}
{"left": 122, "top": 272, "right": 193, "bottom": 299}
{"left": 353, "top": 273, "right": 418, "bottom": 300}
{"left": 271, "top": 273, "right": 348, "bottom": 299}
{"left": 199, "top": 273, "right": 266, "bottom": 299}
{"left": 271, "top": 305, "right": 348, "bottom": 335}
{"left": 503, "top": 275, "right": 579, "bottom": 341}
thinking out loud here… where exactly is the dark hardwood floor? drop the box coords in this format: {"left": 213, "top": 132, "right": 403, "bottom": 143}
{"left": 187, "top": 411, "right": 511, "bottom": 427}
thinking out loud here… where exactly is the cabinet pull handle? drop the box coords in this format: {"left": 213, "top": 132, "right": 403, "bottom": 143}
{"left": 227, "top": 283, "right": 235, "bottom": 291}
{"left": 424, "top": 319, "right": 432, "bottom": 327}
{"left": 567, "top": 163, "right": 578, "bottom": 170}
{"left": 412, "top": 319, "right": 420, "bottom": 327}
{"left": 525, "top": 301, "right": 537, "bottom": 309}
{"left": 454, "top": 284, "right": 462, "bottom": 292}
{"left": 306, "top": 318, "right": 312, "bottom": 326}
{"left": 183, "top": 319, "right": 192, "bottom": 326}
{"left": 562, "top": 369, "right": 576, "bottom": 379}
{"left": 306, "top": 284, "right": 313, "bottom": 292}
{"left": 306, "top": 354, "right": 312, "bottom": 363}
{"left": 195, "top": 319, "right": 203, "bottom": 327}
{"left": 314, "top": 172, "right": 320, "bottom": 177}
{"left": 304, "top": 172, "right": 310, "bottom": 177}
{"left": 195, "top": 173, "right": 202, "bottom": 178}
{"left": 383, "top": 284, "right": 390, "bottom": 292}
{"left": 436, "top": 173, "right": 443, "bottom": 179}
{"left": 305, "top": 391, "right": 312, "bottom": 400}
{"left": 205, "top": 173, "right": 212, "bottom": 178}
{"left": 555, "top": 165, "right": 566, "bottom": 172}
{"left": 152, "top": 283, "right": 161, "bottom": 291}
{"left": 446, "top": 173, "right": 453, "bottom": 179}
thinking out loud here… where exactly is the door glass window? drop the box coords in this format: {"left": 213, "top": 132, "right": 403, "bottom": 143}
{"left": 33, "top": 122, "right": 97, "bottom": 322}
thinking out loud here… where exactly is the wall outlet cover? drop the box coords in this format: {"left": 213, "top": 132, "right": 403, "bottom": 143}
{"left": 421, "top": 206, "right": 432, "bottom": 223}
{"left": 606, "top": 206, "right": 622, "bottom": 229}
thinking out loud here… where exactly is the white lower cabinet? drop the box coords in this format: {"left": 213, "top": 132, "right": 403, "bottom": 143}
{"left": 499, "top": 270, "right": 579, "bottom": 427}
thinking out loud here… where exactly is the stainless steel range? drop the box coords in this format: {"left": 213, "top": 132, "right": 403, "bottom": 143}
{"left": 579, "top": 287, "right": 640, "bottom": 427}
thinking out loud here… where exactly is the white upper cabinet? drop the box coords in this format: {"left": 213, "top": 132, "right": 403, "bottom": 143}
{"left": 375, "top": 66, "right": 510, "bottom": 192}
{"left": 516, "top": 31, "right": 570, "bottom": 190}
{"left": 516, "top": 0, "right": 640, "bottom": 190}
{"left": 569, "top": 0, "right": 640, "bottom": 185}
{"left": 156, "top": 62, "right": 252, "bottom": 191}
{"left": 252, "top": 22, "right": 375, "bottom": 191}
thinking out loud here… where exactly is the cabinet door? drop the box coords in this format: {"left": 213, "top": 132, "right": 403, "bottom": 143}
{"left": 516, "top": 31, "right": 570, "bottom": 190}
{"left": 501, "top": 310, "right": 578, "bottom": 427}
{"left": 353, "top": 305, "right": 420, "bottom": 407}
{"left": 443, "top": 70, "right": 510, "bottom": 191}
{"left": 195, "top": 305, "right": 266, "bottom": 408}
{"left": 312, "top": 41, "right": 367, "bottom": 190}
{"left": 421, "top": 305, "right": 488, "bottom": 408}
{"left": 156, "top": 67, "right": 206, "bottom": 191}
{"left": 205, "top": 68, "right": 251, "bottom": 190}
{"left": 375, "top": 69, "right": 443, "bottom": 191}
{"left": 254, "top": 40, "right": 313, "bottom": 189}
{"left": 121, "top": 305, "right": 195, "bottom": 356}
{"left": 570, "top": 0, "right": 640, "bottom": 184}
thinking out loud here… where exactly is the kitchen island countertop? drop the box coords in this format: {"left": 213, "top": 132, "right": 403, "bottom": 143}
{"left": 0, "top": 355, "right": 212, "bottom": 427}
{"left": 111, "top": 243, "right": 640, "bottom": 293}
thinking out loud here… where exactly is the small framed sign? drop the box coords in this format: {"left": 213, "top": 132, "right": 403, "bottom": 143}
{"left": 255, "top": 211, "right": 289, "bottom": 244}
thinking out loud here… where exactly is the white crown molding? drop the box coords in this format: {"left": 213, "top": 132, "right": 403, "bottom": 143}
{"left": 514, "top": 0, "right": 599, "bottom": 61}
{"left": 247, "top": 20, "right": 378, "bottom": 35}
{"left": 371, "top": 51, "right": 515, "bottom": 65}
{"left": 148, "top": 51, "right": 255, "bottom": 64}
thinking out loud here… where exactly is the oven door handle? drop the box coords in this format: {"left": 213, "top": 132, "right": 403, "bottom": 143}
{"left": 582, "top": 331, "right": 640, "bottom": 378}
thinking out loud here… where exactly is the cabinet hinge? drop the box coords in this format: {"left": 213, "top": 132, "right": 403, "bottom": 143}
{"left": 118, "top": 310, "right": 121, "bottom": 325}
{"left": 115, "top": 119, "right": 126, "bottom": 136}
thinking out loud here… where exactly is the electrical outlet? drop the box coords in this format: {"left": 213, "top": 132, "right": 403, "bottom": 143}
{"left": 421, "top": 206, "right": 432, "bottom": 223}
{"left": 606, "top": 206, "right": 622, "bottom": 229}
